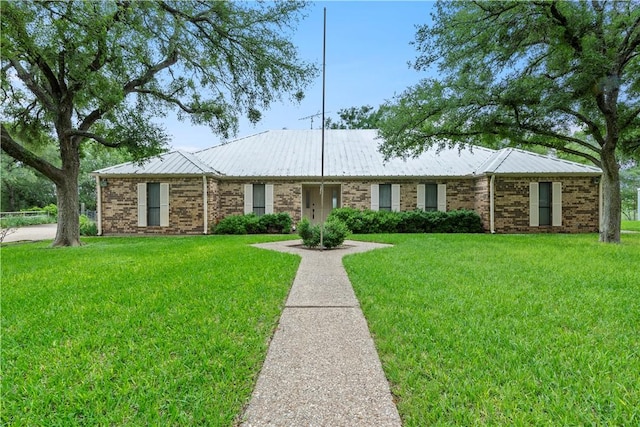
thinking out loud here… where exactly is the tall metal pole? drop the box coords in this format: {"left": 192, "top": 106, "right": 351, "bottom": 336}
{"left": 320, "top": 7, "right": 326, "bottom": 248}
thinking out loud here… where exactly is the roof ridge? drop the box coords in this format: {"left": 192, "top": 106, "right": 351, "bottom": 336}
{"left": 475, "top": 148, "right": 512, "bottom": 174}
{"left": 176, "top": 150, "right": 222, "bottom": 175}
{"left": 194, "top": 130, "right": 271, "bottom": 153}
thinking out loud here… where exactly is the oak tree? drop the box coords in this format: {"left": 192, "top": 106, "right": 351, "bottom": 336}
{"left": 379, "top": 0, "right": 639, "bottom": 243}
{"left": 1, "top": 1, "right": 316, "bottom": 246}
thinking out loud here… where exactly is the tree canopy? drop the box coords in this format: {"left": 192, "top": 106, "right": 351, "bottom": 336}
{"left": 324, "top": 105, "right": 387, "bottom": 129}
{"left": 378, "top": 0, "right": 639, "bottom": 243}
{"left": 1, "top": 1, "right": 316, "bottom": 246}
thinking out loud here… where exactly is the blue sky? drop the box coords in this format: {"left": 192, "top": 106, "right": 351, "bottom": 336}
{"left": 168, "top": 1, "right": 435, "bottom": 152}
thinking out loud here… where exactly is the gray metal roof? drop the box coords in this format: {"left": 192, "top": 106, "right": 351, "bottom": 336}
{"left": 477, "top": 148, "right": 602, "bottom": 175}
{"left": 195, "top": 129, "right": 497, "bottom": 177}
{"left": 94, "top": 129, "right": 602, "bottom": 177}
{"left": 93, "top": 150, "right": 220, "bottom": 175}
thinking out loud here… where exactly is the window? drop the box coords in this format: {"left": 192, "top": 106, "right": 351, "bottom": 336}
{"left": 538, "top": 182, "right": 552, "bottom": 226}
{"left": 425, "top": 183, "right": 438, "bottom": 212}
{"left": 147, "top": 183, "right": 161, "bottom": 226}
{"left": 371, "top": 184, "right": 400, "bottom": 211}
{"left": 244, "top": 183, "right": 273, "bottom": 216}
{"left": 530, "top": 181, "right": 562, "bottom": 227}
{"left": 379, "top": 184, "right": 392, "bottom": 211}
{"left": 137, "top": 182, "right": 169, "bottom": 227}
{"left": 253, "top": 184, "right": 266, "bottom": 216}
{"left": 417, "top": 183, "right": 446, "bottom": 212}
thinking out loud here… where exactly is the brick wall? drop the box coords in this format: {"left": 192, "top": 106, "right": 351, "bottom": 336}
{"left": 101, "top": 177, "right": 206, "bottom": 235}
{"left": 215, "top": 180, "right": 303, "bottom": 224}
{"left": 474, "top": 177, "right": 491, "bottom": 231}
{"left": 493, "top": 176, "right": 599, "bottom": 233}
{"left": 101, "top": 175, "right": 600, "bottom": 235}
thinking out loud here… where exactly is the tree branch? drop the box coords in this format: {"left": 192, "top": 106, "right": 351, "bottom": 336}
{"left": 78, "top": 47, "right": 179, "bottom": 133}
{"left": 9, "top": 59, "right": 56, "bottom": 112}
{"left": 548, "top": 1, "right": 583, "bottom": 54}
{"left": 132, "top": 88, "right": 195, "bottom": 113}
{"left": 1, "top": 124, "right": 63, "bottom": 183}
{"left": 64, "top": 129, "right": 122, "bottom": 147}
{"left": 557, "top": 107, "right": 606, "bottom": 146}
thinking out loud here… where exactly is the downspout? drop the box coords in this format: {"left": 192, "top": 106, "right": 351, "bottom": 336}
{"left": 489, "top": 175, "right": 495, "bottom": 234}
{"left": 95, "top": 175, "right": 103, "bottom": 236}
{"left": 203, "top": 175, "right": 208, "bottom": 235}
{"left": 599, "top": 177, "right": 603, "bottom": 233}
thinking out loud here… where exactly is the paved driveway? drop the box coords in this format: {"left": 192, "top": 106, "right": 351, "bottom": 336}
{"left": 1, "top": 223, "right": 57, "bottom": 243}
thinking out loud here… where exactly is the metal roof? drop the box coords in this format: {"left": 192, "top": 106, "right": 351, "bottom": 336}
{"left": 93, "top": 150, "right": 220, "bottom": 175}
{"left": 194, "top": 129, "right": 497, "bottom": 177}
{"left": 477, "top": 148, "right": 601, "bottom": 175}
{"left": 94, "top": 129, "right": 602, "bottom": 177}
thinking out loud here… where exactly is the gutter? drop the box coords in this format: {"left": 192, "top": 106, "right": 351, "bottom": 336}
{"left": 203, "top": 175, "right": 208, "bottom": 235}
{"left": 95, "top": 176, "right": 103, "bottom": 236}
{"left": 489, "top": 174, "right": 495, "bottom": 234}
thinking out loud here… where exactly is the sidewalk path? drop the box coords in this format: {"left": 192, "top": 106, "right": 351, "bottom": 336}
{"left": 241, "top": 240, "right": 401, "bottom": 427}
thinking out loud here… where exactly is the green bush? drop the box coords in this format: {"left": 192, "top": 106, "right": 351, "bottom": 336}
{"left": 327, "top": 208, "right": 484, "bottom": 234}
{"left": 42, "top": 204, "right": 58, "bottom": 217}
{"left": 79, "top": 215, "right": 98, "bottom": 236}
{"left": 297, "top": 217, "right": 350, "bottom": 249}
{"left": 259, "top": 213, "right": 292, "bottom": 234}
{"left": 212, "top": 213, "right": 292, "bottom": 235}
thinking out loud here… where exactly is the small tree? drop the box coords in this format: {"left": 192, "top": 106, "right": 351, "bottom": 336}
{"left": 1, "top": 1, "right": 316, "bottom": 246}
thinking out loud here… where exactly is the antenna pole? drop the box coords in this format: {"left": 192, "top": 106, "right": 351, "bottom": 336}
{"left": 320, "top": 7, "right": 326, "bottom": 249}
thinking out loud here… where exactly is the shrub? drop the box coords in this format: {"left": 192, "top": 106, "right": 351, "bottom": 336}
{"left": 321, "top": 218, "right": 351, "bottom": 248}
{"left": 79, "top": 215, "right": 98, "bottom": 236}
{"left": 259, "top": 213, "right": 292, "bottom": 234}
{"left": 328, "top": 208, "right": 484, "bottom": 234}
{"left": 297, "top": 217, "right": 316, "bottom": 246}
{"left": 297, "top": 217, "right": 350, "bottom": 249}
{"left": 212, "top": 213, "right": 293, "bottom": 235}
{"left": 213, "top": 215, "right": 249, "bottom": 234}
{"left": 42, "top": 204, "right": 58, "bottom": 217}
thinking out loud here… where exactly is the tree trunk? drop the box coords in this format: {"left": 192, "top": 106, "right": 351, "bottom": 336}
{"left": 52, "top": 139, "right": 82, "bottom": 247}
{"left": 52, "top": 176, "right": 81, "bottom": 247}
{"left": 599, "top": 147, "right": 622, "bottom": 243}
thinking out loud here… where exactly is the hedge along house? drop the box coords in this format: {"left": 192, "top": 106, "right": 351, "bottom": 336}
{"left": 92, "top": 129, "right": 602, "bottom": 235}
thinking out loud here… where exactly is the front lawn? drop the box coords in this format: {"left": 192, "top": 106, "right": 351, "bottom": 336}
{"left": 1, "top": 235, "right": 299, "bottom": 426}
{"left": 622, "top": 220, "right": 640, "bottom": 232}
{"left": 345, "top": 233, "right": 640, "bottom": 425}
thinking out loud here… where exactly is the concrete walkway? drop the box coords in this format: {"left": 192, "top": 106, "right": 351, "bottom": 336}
{"left": 241, "top": 240, "right": 401, "bottom": 427}
{"left": 1, "top": 223, "right": 57, "bottom": 243}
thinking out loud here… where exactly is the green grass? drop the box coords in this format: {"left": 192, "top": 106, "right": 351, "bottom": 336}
{"left": 0, "top": 214, "right": 56, "bottom": 228}
{"left": 345, "top": 233, "right": 640, "bottom": 426}
{"left": 622, "top": 220, "right": 640, "bottom": 232}
{"left": 1, "top": 235, "right": 300, "bottom": 426}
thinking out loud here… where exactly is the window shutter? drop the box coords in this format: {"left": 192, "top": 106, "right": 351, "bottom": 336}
{"left": 265, "top": 184, "right": 274, "bottom": 214}
{"left": 530, "top": 182, "right": 539, "bottom": 227}
{"left": 417, "top": 184, "right": 425, "bottom": 210}
{"left": 244, "top": 184, "right": 253, "bottom": 214}
{"left": 370, "top": 184, "right": 379, "bottom": 211}
{"left": 391, "top": 184, "right": 401, "bottom": 212}
{"left": 437, "top": 184, "right": 447, "bottom": 212}
{"left": 160, "top": 183, "right": 169, "bottom": 227}
{"left": 552, "top": 182, "right": 562, "bottom": 226}
{"left": 137, "top": 183, "right": 147, "bottom": 227}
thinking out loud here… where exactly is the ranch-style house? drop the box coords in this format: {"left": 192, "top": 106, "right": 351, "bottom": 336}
{"left": 92, "top": 129, "right": 602, "bottom": 235}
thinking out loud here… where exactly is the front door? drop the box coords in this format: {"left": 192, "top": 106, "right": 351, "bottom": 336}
{"left": 302, "top": 184, "right": 341, "bottom": 224}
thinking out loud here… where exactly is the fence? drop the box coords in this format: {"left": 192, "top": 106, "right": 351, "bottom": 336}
{"left": 0, "top": 211, "right": 53, "bottom": 219}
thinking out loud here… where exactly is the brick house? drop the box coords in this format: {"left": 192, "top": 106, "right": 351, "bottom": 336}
{"left": 92, "top": 129, "right": 602, "bottom": 235}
